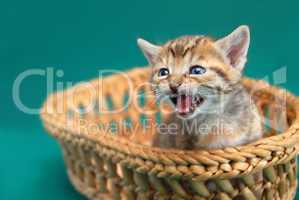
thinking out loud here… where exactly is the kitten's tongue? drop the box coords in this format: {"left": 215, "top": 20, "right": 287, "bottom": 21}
{"left": 177, "top": 95, "right": 193, "bottom": 114}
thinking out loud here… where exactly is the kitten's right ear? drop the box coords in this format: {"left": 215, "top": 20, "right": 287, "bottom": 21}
{"left": 215, "top": 25, "right": 250, "bottom": 71}
{"left": 137, "top": 38, "right": 161, "bottom": 65}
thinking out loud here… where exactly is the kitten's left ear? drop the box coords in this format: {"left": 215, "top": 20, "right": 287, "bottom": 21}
{"left": 215, "top": 25, "right": 250, "bottom": 71}
{"left": 137, "top": 38, "right": 162, "bottom": 65}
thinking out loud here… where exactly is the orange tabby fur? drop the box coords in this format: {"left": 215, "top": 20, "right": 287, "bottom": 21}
{"left": 137, "top": 26, "right": 262, "bottom": 149}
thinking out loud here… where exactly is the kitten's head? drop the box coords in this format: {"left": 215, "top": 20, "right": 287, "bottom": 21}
{"left": 137, "top": 25, "right": 250, "bottom": 119}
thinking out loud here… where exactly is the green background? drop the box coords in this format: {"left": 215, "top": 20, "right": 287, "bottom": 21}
{"left": 1, "top": 0, "right": 298, "bottom": 199}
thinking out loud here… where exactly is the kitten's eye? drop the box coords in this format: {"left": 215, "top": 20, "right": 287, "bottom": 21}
{"left": 189, "top": 65, "right": 206, "bottom": 75}
{"left": 158, "top": 68, "right": 169, "bottom": 77}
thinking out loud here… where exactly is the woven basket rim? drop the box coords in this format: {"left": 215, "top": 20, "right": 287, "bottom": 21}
{"left": 40, "top": 67, "right": 299, "bottom": 180}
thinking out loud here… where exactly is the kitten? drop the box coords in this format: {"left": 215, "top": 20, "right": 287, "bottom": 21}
{"left": 137, "top": 25, "right": 262, "bottom": 149}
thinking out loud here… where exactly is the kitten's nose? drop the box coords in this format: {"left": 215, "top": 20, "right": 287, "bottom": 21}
{"left": 169, "top": 84, "right": 179, "bottom": 93}
{"left": 169, "top": 75, "right": 183, "bottom": 93}
{"left": 169, "top": 82, "right": 182, "bottom": 93}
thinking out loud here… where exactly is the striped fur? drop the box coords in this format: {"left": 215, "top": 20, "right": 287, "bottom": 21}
{"left": 138, "top": 26, "right": 262, "bottom": 149}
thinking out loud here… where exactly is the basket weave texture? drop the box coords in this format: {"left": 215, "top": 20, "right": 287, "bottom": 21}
{"left": 41, "top": 67, "right": 299, "bottom": 200}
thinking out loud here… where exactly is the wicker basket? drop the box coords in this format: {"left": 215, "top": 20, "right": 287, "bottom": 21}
{"left": 41, "top": 67, "right": 299, "bottom": 200}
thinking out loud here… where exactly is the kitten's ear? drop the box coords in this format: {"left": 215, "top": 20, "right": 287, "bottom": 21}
{"left": 215, "top": 25, "right": 250, "bottom": 71}
{"left": 137, "top": 38, "right": 162, "bottom": 65}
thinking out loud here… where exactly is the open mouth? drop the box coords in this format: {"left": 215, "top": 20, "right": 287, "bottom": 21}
{"left": 170, "top": 93, "right": 204, "bottom": 117}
